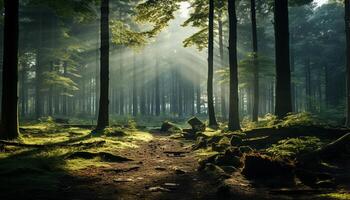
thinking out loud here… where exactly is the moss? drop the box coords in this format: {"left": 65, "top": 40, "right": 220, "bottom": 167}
{"left": 319, "top": 193, "right": 350, "bottom": 200}
{"left": 266, "top": 136, "right": 323, "bottom": 159}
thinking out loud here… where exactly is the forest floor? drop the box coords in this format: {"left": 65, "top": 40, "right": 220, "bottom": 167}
{"left": 0, "top": 118, "right": 349, "bottom": 200}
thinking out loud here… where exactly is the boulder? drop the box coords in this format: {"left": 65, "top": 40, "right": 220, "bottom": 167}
{"left": 187, "top": 117, "right": 206, "bottom": 132}
{"left": 160, "top": 121, "right": 182, "bottom": 133}
{"left": 242, "top": 153, "right": 295, "bottom": 181}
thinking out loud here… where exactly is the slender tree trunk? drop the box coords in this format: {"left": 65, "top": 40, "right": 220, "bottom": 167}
{"left": 133, "top": 52, "right": 138, "bottom": 117}
{"left": 196, "top": 73, "right": 201, "bottom": 114}
{"left": 218, "top": 0, "right": 227, "bottom": 120}
{"left": 305, "top": 57, "right": 312, "bottom": 112}
{"left": 345, "top": 0, "right": 350, "bottom": 127}
{"left": 140, "top": 56, "right": 146, "bottom": 115}
{"left": 20, "top": 63, "right": 27, "bottom": 118}
{"left": 155, "top": 58, "right": 160, "bottom": 116}
{"left": 228, "top": 0, "right": 241, "bottom": 131}
{"left": 1, "top": 0, "right": 20, "bottom": 139}
{"left": 119, "top": 49, "right": 124, "bottom": 115}
{"left": 96, "top": 0, "right": 110, "bottom": 130}
{"left": 274, "top": 0, "right": 292, "bottom": 118}
{"left": 35, "top": 14, "right": 44, "bottom": 119}
{"left": 208, "top": 0, "right": 218, "bottom": 126}
{"left": 251, "top": 0, "right": 259, "bottom": 122}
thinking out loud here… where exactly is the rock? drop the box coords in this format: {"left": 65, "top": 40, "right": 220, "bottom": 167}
{"left": 239, "top": 146, "right": 253, "bottom": 154}
{"left": 215, "top": 150, "right": 242, "bottom": 168}
{"left": 187, "top": 117, "right": 206, "bottom": 132}
{"left": 207, "top": 135, "right": 224, "bottom": 144}
{"left": 211, "top": 137, "right": 231, "bottom": 152}
{"left": 198, "top": 154, "right": 219, "bottom": 171}
{"left": 242, "top": 153, "right": 295, "bottom": 181}
{"left": 230, "top": 135, "right": 242, "bottom": 146}
{"left": 160, "top": 121, "right": 182, "bottom": 133}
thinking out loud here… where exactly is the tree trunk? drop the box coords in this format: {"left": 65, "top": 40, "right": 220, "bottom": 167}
{"left": 251, "top": 0, "right": 259, "bottom": 122}
{"left": 208, "top": 0, "right": 218, "bottom": 127}
{"left": 0, "top": 0, "right": 20, "bottom": 139}
{"left": 228, "top": 0, "right": 241, "bottom": 131}
{"left": 218, "top": 0, "right": 227, "bottom": 120}
{"left": 133, "top": 52, "right": 138, "bottom": 117}
{"left": 96, "top": 0, "right": 110, "bottom": 130}
{"left": 274, "top": 0, "right": 292, "bottom": 118}
{"left": 155, "top": 58, "right": 160, "bottom": 116}
{"left": 345, "top": 0, "right": 350, "bottom": 127}
{"left": 35, "top": 13, "right": 44, "bottom": 120}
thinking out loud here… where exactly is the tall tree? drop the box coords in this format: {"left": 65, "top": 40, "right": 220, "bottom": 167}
{"left": 346, "top": 0, "right": 350, "bottom": 127}
{"left": 96, "top": 0, "right": 110, "bottom": 130}
{"left": 208, "top": 0, "right": 218, "bottom": 127}
{"left": 218, "top": 0, "right": 227, "bottom": 119}
{"left": 228, "top": 0, "right": 241, "bottom": 131}
{"left": 251, "top": 0, "right": 259, "bottom": 122}
{"left": 274, "top": 0, "right": 292, "bottom": 118}
{"left": 0, "top": 0, "right": 20, "bottom": 139}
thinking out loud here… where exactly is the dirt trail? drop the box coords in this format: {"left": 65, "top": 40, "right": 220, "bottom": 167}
{"left": 60, "top": 133, "right": 219, "bottom": 200}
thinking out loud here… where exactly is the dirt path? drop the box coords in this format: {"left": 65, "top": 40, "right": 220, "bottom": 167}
{"left": 60, "top": 133, "right": 220, "bottom": 200}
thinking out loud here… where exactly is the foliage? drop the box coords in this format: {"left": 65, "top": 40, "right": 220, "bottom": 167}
{"left": 135, "top": 0, "right": 181, "bottom": 37}
{"left": 110, "top": 20, "right": 148, "bottom": 48}
{"left": 266, "top": 136, "right": 323, "bottom": 159}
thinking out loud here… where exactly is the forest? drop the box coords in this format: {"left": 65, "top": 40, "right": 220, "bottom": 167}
{"left": 0, "top": 0, "right": 349, "bottom": 199}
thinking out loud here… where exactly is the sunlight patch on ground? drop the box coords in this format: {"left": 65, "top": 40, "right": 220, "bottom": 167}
{"left": 319, "top": 192, "right": 350, "bottom": 200}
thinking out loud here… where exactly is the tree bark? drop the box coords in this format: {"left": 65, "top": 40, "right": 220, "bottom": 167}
{"left": 228, "top": 0, "right": 241, "bottom": 131}
{"left": 133, "top": 52, "right": 138, "bottom": 117}
{"left": 251, "top": 0, "right": 259, "bottom": 122}
{"left": 345, "top": 0, "right": 350, "bottom": 127}
{"left": 208, "top": 0, "right": 218, "bottom": 127}
{"left": 96, "top": 0, "right": 110, "bottom": 130}
{"left": 218, "top": 0, "right": 227, "bottom": 120}
{"left": 0, "top": 0, "right": 20, "bottom": 139}
{"left": 155, "top": 58, "right": 160, "bottom": 116}
{"left": 274, "top": 0, "right": 292, "bottom": 118}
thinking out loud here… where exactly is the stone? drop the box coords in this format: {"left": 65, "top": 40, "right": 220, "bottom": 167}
{"left": 230, "top": 135, "right": 242, "bottom": 146}
{"left": 187, "top": 117, "right": 206, "bottom": 132}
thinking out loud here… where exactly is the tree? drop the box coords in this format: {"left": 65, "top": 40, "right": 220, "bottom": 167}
{"left": 345, "top": 0, "right": 350, "bottom": 127}
{"left": 208, "top": 0, "right": 218, "bottom": 127}
{"left": 228, "top": 0, "right": 241, "bottom": 131}
{"left": 96, "top": 0, "right": 110, "bottom": 130}
{"left": 218, "top": 0, "right": 227, "bottom": 120}
{"left": 251, "top": 0, "right": 259, "bottom": 122}
{"left": 274, "top": 0, "right": 292, "bottom": 118}
{"left": 0, "top": 0, "right": 20, "bottom": 139}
